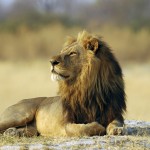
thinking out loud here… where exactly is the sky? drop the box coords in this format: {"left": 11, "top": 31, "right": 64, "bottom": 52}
{"left": 0, "top": 0, "right": 14, "bottom": 7}
{"left": 0, "top": 0, "right": 95, "bottom": 6}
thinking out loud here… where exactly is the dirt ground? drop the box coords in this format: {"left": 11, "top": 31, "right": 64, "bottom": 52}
{"left": 0, "top": 61, "right": 150, "bottom": 121}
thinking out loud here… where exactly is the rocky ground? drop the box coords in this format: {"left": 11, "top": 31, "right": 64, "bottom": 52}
{"left": 0, "top": 120, "right": 150, "bottom": 150}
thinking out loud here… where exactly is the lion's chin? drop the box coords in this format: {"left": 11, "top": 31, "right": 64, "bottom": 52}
{"left": 51, "top": 73, "right": 64, "bottom": 81}
{"left": 51, "top": 72, "right": 70, "bottom": 81}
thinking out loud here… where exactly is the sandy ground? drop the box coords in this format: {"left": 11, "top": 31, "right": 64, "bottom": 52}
{"left": 0, "top": 61, "right": 150, "bottom": 121}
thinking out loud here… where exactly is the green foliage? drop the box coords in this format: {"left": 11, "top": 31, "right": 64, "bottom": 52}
{"left": 0, "top": 0, "right": 150, "bottom": 32}
{"left": 0, "top": 13, "right": 83, "bottom": 33}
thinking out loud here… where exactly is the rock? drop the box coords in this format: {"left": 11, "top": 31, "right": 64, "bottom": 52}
{"left": 125, "top": 120, "right": 150, "bottom": 136}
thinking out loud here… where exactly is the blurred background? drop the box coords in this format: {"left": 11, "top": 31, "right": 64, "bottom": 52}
{"left": 0, "top": 0, "right": 150, "bottom": 121}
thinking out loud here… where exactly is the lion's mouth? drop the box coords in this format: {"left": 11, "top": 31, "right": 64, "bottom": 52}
{"left": 51, "top": 69, "right": 69, "bottom": 81}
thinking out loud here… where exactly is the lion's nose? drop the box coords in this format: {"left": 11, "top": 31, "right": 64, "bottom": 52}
{"left": 50, "top": 59, "right": 60, "bottom": 66}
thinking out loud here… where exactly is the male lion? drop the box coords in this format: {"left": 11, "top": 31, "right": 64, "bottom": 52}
{"left": 0, "top": 31, "right": 126, "bottom": 137}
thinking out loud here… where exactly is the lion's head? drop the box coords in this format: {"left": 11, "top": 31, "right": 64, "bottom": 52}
{"left": 50, "top": 31, "right": 100, "bottom": 82}
{"left": 50, "top": 31, "right": 126, "bottom": 127}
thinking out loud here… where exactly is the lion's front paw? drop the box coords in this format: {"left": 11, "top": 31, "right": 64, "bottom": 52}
{"left": 3, "top": 127, "right": 19, "bottom": 137}
{"left": 107, "top": 127, "right": 124, "bottom": 135}
{"left": 84, "top": 122, "right": 106, "bottom": 136}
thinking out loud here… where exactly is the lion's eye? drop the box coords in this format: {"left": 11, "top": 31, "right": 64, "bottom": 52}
{"left": 69, "top": 52, "right": 77, "bottom": 56}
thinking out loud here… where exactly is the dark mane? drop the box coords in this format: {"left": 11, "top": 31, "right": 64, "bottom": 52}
{"left": 59, "top": 33, "right": 126, "bottom": 127}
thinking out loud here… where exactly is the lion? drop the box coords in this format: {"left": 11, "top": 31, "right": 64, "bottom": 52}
{"left": 0, "top": 31, "right": 126, "bottom": 137}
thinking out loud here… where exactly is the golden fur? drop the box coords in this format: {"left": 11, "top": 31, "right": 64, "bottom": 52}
{"left": 0, "top": 31, "right": 126, "bottom": 137}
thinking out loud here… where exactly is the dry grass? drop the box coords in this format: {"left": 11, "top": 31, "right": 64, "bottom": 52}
{"left": 94, "top": 26, "right": 150, "bottom": 62}
{"left": 0, "top": 24, "right": 150, "bottom": 62}
{"left": 0, "top": 24, "right": 81, "bottom": 60}
{"left": 0, "top": 61, "right": 58, "bottom": 113}
{"left": 124, "top": 63, "right": 150, "bottom": 121}
{"left": 0, "top": 134, "right": 149, "bottom": 149}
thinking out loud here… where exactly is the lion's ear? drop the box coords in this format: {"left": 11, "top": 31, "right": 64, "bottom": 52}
{"left": 83, "top": 38, "right": 99, "bottom": 53}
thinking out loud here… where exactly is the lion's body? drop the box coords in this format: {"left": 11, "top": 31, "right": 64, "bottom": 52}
{"left": 0, "top": 97, "right": 68, "bottom": 137}
{"left": 0, "top": 31, "right": 126, "bottom": 137}
{"left": 36, "top": 97, "right": 66, "bottom": 136}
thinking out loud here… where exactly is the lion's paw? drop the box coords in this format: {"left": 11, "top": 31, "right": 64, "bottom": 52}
{"left": 84, "top": 122, "right": 106, "bottom": 136}
{"left": 107, "top": 127, "right": 124, "bottom": 135}
{"left": 3, "top": 127, "right": 19, "bottom": 137}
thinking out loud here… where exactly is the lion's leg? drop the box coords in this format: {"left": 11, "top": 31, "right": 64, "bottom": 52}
{"left": 0, "top": 97, "right": 46, "bottom": 133}
{"left": 65, "top": 122, "right": 106, "bottom": 136}
{"left": 4, "top": 125, "right": 38, "bottom": 137}
{"left": 106, "top": 119, "right": 125, "bottom": 135}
